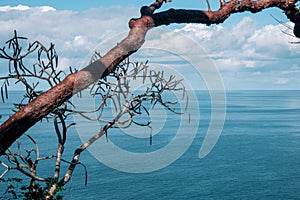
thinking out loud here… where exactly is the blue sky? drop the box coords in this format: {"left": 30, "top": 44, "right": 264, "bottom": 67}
{"left": 0, "top": 1, "right": 299, "bottom": 90}
{"left": 0, "top": 0, "right": 287, "bottom": 25}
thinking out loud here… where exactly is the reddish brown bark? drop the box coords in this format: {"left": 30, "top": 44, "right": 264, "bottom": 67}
{"left": 153, "top": 0, "right": 300, "bottom": 26}
{"left": 0, "top": 0, "right": 299, "bottom": 155}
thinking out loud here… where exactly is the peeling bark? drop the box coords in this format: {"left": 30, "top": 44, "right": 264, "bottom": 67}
{"left": 0, "top": 0, "right": 299, "bottom": 155}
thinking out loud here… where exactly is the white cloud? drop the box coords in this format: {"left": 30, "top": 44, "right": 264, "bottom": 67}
{"left": 0, "top": 5, "right": 299, "bottom": 90}
{"left": 73, "top": 35, "right": 89, "bottom": 47}
{"left": 175, "top": 24, "right": 224, "bottom": 40}
{"left": 171, "top": 17, "right": 300, "bottom": 89}
{"left": 40, "top": 6, "right": 56, "bottom": 12}
{"left": 0, "top": 5, "right": 30, "bottom": 12}
{"left": 175, "top": 18, "right": 300, "bottom": 69}
{"left": 275, "top": 78, "right": 289, "bottom": 85}
{"left": 281, "top": 69, "right": 300, "bottom": 74}
{"left": 0, "top": 5, "right": 138, "bottom": 71}
{"left": 58, "top": 57, "right": 73, "bottom": 71}
{"left": 252, "top": 71, "right": 262, "bottom": 76}
{"left": 280, "top": 66, "right": 300, "bottom": 74}
{"left": 232, "top": 17, "right": 257, "bottom": 44}
{"left": 0, "top": 5, "right": 55, "bottom": 12}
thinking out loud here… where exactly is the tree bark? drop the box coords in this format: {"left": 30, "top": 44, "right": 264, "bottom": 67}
{"left": 0, "top": 0, "right": 299, "bottom": 155}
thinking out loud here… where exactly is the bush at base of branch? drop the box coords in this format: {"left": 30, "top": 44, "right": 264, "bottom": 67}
{"left": 0, "top": 178, "right": 64, "bottom": 200}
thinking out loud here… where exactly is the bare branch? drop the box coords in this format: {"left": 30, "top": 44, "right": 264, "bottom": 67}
{"left": 0, "top": 0, "right": 299, "bottom": 157}
{"left": 0, "top": 161, "right": 9, "bottom": 179}
{"left": 152, "top": 0, "right": 299, "bottom": 27}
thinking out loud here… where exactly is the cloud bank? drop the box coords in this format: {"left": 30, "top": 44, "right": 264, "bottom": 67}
{"left": 0, "top": 5, "right": 299, "bottom": 89}
{"left": 0, "top": 5, "right": 138, "bottom": 71}
{"left": 174, "top": 17, "right": 300, "bottom": 89}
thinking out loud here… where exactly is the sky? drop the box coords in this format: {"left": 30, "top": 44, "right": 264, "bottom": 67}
{"left": 0, "top": 0, "right": 300, "bottom": 90}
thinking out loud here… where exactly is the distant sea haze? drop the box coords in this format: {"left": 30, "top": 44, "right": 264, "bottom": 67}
{"left": 0, "top": 90, "right": 300, "bottom": 199}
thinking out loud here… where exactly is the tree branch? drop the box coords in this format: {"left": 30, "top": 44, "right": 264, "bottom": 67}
{"left": 0, "top": 0, "right": 299, "bottom": 155}
{"left": 152, "top": 0, "right": 299, "bottom": 26}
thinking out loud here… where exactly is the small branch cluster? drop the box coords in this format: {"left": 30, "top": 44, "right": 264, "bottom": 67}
{"left": 1, "top": 0, "right": 300, "bottom": 197}
{"left": 0, "top": 31, "right": 69, "bottom": 105}
{"left": 54, "top": 51, "right": 188, "bottom": 195}
{"left": 0, "top": 32, "right": 188, "bottom": 199}
{"left": 0, "top": 134, "right": 63, "bottom": 199}
{"left": 0, "top": 32, "right": 78, "bottom": 199}
{"left": 1, "top": 134, "right": 48, "bottom": 182}
{"left": 1, "top": 0, "right": 299, "bottom": 156}
{"left": 71, "top": 54, "right": 187, "bottom": 128}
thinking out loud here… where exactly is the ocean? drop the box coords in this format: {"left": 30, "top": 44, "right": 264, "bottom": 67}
{"left": 1, "top": 90, "right": 300, "bottom": 199}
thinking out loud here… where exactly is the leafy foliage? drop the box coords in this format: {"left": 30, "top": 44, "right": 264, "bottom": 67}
{"left": 0, "top": 178, "right": 63, "bottom": 200}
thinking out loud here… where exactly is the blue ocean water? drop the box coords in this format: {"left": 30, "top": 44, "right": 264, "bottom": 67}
{"left": 1, "top": 90, "right": 300, "bottom": 199}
